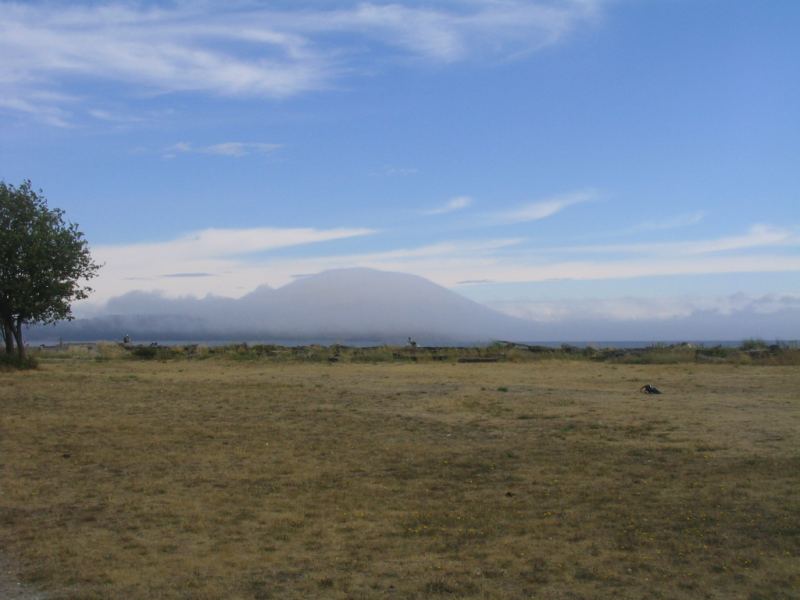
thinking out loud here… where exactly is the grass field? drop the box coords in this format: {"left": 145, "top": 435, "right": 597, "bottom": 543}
{"left": 1, "top": 355, "right": 798, "bottom": 598}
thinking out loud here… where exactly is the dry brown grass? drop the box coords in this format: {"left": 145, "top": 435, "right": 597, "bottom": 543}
{"left": 1, "top": 357, "right": 798, "bottom": 599}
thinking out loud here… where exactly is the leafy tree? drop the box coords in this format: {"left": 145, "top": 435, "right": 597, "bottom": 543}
{"left": 0, "top": 180, "right": 100, "bottom": 360}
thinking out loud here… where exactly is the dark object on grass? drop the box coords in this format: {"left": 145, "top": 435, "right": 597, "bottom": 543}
{"left": 640, "top": 384, "right": 662, "bottom": 394}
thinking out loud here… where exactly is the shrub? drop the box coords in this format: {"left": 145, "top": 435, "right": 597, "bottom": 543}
{"left": 96, "top": 342, "right": 128, "bottom": 360}
{"left": 129, "top": 346, "right": 180, "bottom": 360}
{"left": 741, "top": 338, "right": 768, "bottom": 351}
{"left": 0, "top": 353, "right": 39, "bottom": 370}
{"left": 131, "top": 346, "right": 159, "bottom": 360}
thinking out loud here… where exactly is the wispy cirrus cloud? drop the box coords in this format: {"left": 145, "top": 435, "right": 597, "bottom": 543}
{"left": 291, "top": 0, "right": 602, "bottom": 63}
{"left": 492, "top": 190, "right": 596, "bottom": 224}
{"left": 424, "top": 196, "right": 473, "bottom": 215}
{"left": 90, "top": 234, "right": 519, "bottom": 301}
{"left": 88, "top": 109, "right": 143, "bottom": 123}
{"left": 589, "top": 210, "right": 708, "bottom": 239}
{"left": 487, "top": 293, "right": 800, "bottom": 326}
{"left": 0, "top": 93, "right": 73, "bottom": 128}
{"left": 0, "top": 1, "right": 602, "bottom": 125}
{"left": 553, "top": 224, "right": 796, "bottom": 256}
{"left": 92, "top": 226, "right": 376, "bottom": 299}
{"left": 678, "top": 224, "right": 794, "bottom": 254}
{"left": 629, "top": 210, "right": 707, "bottom": 233}
{"left": 163, "top": 141, "right": 281, "bottom": 159}
{"left": 96, "top": 226, "right": 376, "bottom": 263}
{"left": 87, "top": 220, "right": 800, "bottom": 304}
{"left": 377, "top": 166, "right": 419, "bottom": 177}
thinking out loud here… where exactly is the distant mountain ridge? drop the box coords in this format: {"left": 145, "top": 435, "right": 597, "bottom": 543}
{"left": 31, "top": 268, "right": 538, "bottom": 344}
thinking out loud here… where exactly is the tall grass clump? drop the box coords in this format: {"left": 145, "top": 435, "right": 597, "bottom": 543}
{"left": 0, "top": 353, "right": 38, "bottom": 370}
{"left": 129, "top": 345, "right": 182, "bottom": 360}
{"left": 96, "top": 342, "right": 129, "bottom": 361}
{"left": 616, "top": 346, "right": 696, "bottom": 364}
{"left": 350, "top": 346, "right": 394, "bottom": 363}
{"left": 740, "top": 338, "right": 769, "bottom": 351}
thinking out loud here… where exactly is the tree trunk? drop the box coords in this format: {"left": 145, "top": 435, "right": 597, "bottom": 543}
{"left": 12, "top": 320, "right": 25, "bottom": 360}
{"left": 1, "top": 319, "right": 13, "bottom": 354}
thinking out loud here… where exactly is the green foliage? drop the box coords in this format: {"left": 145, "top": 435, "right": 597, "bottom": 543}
{"left": 695, "top": 345, "right": 733, "bottom": 358}
{"left": 130, "top": 345, "right": 182, "bottom": 360}
{"left": 0, "top": 353, "right": 38, "bottom": 370}
{"left": 613, "top": 346, "right": 696, "bottom": 364}
{"left": 740, "top": 338, "right": 769, "bottom": 351}
{"left": 130, "top": 346, "right": 159, "bottom": 360}
{"left": 0, "top": 180, "right": 100, "bottom": 358}
{"left": 350, "top": 347, "right": 394, "bottom": 363}
{"left": 29, "top": 340, "right": 800, "bottom": 366}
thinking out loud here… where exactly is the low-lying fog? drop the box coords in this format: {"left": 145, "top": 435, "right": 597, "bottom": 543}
{"left": 29, "top": 269, "right": 800, "bottom": 344}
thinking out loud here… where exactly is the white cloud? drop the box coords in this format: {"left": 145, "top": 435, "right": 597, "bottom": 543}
{"left": 86, "top": 108, "right": 156, "bottom": 126}
{"left": 88, "top": 109, "right": 124, "bottom": 122}
{"left": 91, "top": 226, "right": 376, "bottom": 301}
{"left": 297, "top": 1, "right": 601, "bottom": 63}
{"left": 445, "top": 255, "right": 800, "bottom": 285}
{"left": 0, "top": 94, "right": 72, "bottom": 128}
{"left": 379, "top": 166, "right": 419, "bottom": 176}
{"left": 681, "top": 224, "right": 794, "bottom": 254}
{"left": 97, "top": 226, "right": 376, "bottom": 262}
{"left": 586, "top": 210, "right": 708, "bottom": 239}
{"left": 85, "top": 220, "right": 800, "bottom": 307}
{"left": 552, "top": 224, "right": 796, "bottom": 256}
{"left": 488, "top": 293, "right": 800, "bottom": 323}
{"left": 163, "top": 141, "right": 281, "bottom": 158}
{"left": 424, "top": 196, "right": 473, "bottom": 215}
{"left": 0, "top": 1, "right": 602, "bottom": 125}
{"left": 492, "top": 190, "right": 595, "bottom": 224}
{"left": 626, "top": 210, "right": 707, "bottom": 233}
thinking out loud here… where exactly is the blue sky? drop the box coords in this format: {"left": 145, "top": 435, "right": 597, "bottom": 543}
{"left": 1, "top": 0, "right": 799, "bottom": 335}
